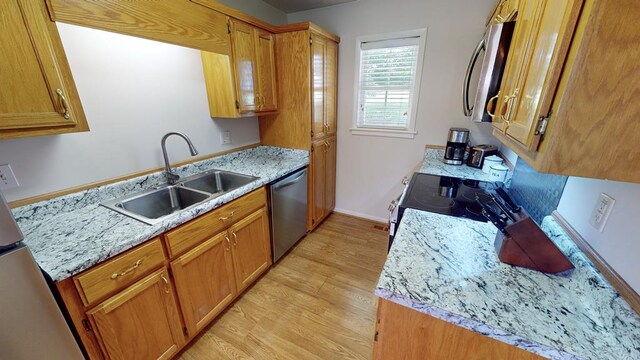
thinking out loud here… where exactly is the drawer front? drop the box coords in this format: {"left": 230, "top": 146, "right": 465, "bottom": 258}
{"left": 165, "top": 187, "right": 267, "bottom": 258}
{"left": 74, "top": 238, "right": 165, "bottom": 306}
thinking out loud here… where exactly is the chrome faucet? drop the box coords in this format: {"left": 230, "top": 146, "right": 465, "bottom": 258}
{"left": 161, "top": 132, "right": 199, "bottom": 185}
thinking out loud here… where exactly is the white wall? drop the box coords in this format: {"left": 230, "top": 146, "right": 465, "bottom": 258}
{"left": 0, "top": 23, "right": 260, "bottom": 202}
{"left": 216, "top": 0, "right": 287, "bottom": 25}
{"left": 289, "top": 0, "right": 498, "bottom": 221}
{"left": 557, "top": 178, "right": 640, "bottom": 293}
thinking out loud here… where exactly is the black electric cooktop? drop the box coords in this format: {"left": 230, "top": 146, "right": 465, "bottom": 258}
{"left": 400, "top": 173, "right": 497, "bottom": 222}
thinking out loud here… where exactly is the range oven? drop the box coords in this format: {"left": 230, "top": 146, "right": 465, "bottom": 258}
{"left": 388, "top": 173, "right": 496, "bottom": 250}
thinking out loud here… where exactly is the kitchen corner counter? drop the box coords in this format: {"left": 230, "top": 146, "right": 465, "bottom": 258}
{"left": 418, "top": 147, "right": 511, "bottom": 183}
{"left": 13, "top": 146, "right": 308, "bottom": 282}
{"left": 376, "top": 209, "right": 640, "bottom": 360}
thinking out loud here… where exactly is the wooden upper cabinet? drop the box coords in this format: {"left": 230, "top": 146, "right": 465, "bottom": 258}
{"left": 0, "top": 0, "right": 88, "bottom": 139}
{"left": 311, "top": 34, "right": 327, "bottom": 140}
{"left": 230, "top": 19, "right": 259, "bottom": 113}
{"left": 325, "top": 41, "right": 338, "bottom": 136}
{"left": 494, "top": 0, "right": 582, "bottom": 150}
{"left": 491, "top": 0, "right": 640, "bottom": 182}
{"left": 170, "top": 232, "right": 237, "bottom": 336}
{"left": 203, "top": 19, "right": 278, "bottom": 118}
{"left": 491, "top": 0, "right": 540, "bottom": 133}
{"left": 255, "top": 29, "right": 278, "bottom": 112}
{"left": 229, "top": 207, "right": 271, "bottom": 293}
{"left": 87, "top": 268, "right": 185, "bottom": 360}
{"left": 488, "top": 0, "right": 520, "bottom": 24}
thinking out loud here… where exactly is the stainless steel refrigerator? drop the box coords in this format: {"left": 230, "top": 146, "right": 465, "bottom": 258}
{"left": 0, "top": 191, "right": 84, "bottom": 359}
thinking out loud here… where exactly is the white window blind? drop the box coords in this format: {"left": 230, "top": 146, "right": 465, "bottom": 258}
{"left": 356, "top": 37, "right": 421, "bottom": 130}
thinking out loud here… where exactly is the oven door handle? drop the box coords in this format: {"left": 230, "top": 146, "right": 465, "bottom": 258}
{"left": 463, "top": 37, "right": 486, "bottom": 116}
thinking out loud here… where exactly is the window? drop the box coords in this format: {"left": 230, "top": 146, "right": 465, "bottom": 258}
{"left": 351, "top": 29, "right": 427, "bottom": 139}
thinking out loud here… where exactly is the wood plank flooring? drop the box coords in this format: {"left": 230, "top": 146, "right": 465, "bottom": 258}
{"left": 178, "top": 213, "right": 389, "bottom": 360}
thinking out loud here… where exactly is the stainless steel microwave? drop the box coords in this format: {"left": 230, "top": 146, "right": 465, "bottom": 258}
{"left": 462, "top": 21, "right": 515, "bottom": 122}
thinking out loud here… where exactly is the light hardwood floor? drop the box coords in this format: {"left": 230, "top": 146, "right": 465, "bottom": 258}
{"left": 178, "top": 213, "right": 389, "bottom": 360}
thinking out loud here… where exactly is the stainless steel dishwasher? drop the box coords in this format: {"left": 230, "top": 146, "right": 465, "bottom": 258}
{"left": 270, "top": 167, "right": 308, "bottom": 262}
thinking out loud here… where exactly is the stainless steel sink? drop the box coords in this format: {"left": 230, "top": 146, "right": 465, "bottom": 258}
{"left": 101, "top": 170, "right": 259, "bottom": 225}
{"left": 180, "top": 170, "right": 258, "bottom": 195}
{"left": 102, "top": 185, "right": 210, "bottom": 225}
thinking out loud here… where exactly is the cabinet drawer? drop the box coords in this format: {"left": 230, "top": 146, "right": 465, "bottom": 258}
{"left": 74, "top": 238, "right": 165, "bottom": 306}
{"left": 165, "top": 187, "right": 267, "bottom": 258}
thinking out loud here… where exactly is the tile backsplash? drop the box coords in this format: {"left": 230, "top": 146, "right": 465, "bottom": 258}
{"left": 507, "top": 158, "right": 568, "bottom": 224}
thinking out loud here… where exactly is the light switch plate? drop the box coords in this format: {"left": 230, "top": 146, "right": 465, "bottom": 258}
{"left": 589, "top": 193, "right": 615, "bottom": 233}
{"left": 219, "top": 131, "right": 231, "bottom": 145}
{"left": 0, "top": 164, "right": 19, "bottom": 190}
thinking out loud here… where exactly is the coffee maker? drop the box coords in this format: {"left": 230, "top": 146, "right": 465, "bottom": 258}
{"left": 443, "top": 128, "right": 469, "bottom": 165}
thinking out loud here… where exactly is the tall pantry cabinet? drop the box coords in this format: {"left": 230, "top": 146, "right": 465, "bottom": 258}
{"left": 259, "top": 23, "right": 339, "bottom": 231}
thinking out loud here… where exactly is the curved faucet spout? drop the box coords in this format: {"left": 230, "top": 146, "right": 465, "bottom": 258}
{"left": 161, "top": 132, "right": 199, "bottom": 185}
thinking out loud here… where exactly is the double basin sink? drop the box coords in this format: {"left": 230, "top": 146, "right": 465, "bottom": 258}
{"left": 102, "top": 170, "right": 259, "bottom": 225}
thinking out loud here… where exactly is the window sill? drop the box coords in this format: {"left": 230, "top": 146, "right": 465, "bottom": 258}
{"left": 349, "top": 127, "right": 417, "bottom": 139}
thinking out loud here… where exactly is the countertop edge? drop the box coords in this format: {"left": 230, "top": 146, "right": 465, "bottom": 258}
{"left": 20, "top": 147, "right": 309, "bottom": 282}
{"left": 374, "top": 288, "right": 582, "bottom": 360}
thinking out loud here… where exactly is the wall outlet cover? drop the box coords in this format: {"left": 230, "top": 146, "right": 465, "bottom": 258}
{"left": 0, "top": 164, "right": 19, "bottom": 190}
{"left": 220, "top": 131, "right": 232, "bottom": 145}
{"left": 588, "top": 193, "right": 615, "bottom": 233}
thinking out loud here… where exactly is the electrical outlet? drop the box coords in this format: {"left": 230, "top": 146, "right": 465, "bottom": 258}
{"left": 219, "top": 131, "right": 231, "bottom": 145}
{"left": 0, "top": 164, "right": 19, "bottom": 190}
{"left": 589, "top": 193, "right": 615, "bottom": 232}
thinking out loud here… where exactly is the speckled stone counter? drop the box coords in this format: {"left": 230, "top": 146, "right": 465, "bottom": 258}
{"left": 418, "top": 147, "right": 511, "bottom": 183}
{"left": 13, "top": 146, "right": 308, "bottom": 281}
{"left": 376, "top": 209, "right": 640, "bottom": 360}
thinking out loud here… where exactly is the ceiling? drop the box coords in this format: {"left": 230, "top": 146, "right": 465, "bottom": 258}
{"left": 262, "top": 0, "right": 357, "bottom": 13}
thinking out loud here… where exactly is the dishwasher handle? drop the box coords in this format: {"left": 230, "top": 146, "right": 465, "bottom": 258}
{"left": 272, "top": 169, "right": 307, "bottom": 191}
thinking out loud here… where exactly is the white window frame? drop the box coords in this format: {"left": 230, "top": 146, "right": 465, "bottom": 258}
{"left": 350, "top": 28, "right": 427, "bottom": 139}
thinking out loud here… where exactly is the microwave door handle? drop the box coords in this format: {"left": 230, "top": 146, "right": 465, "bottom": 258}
{"left": 463, "top": 37, "right": 486, "bottom": 116}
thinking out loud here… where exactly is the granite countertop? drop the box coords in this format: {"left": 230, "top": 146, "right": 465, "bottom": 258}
{"left": 418, "top": 147, "right": 511, "bottom": 183}
{"left": 376, "top": 209, "right": 640, "bottom": 360}
{"left": 13, "top": 146, "right": 308, "bottom": 282}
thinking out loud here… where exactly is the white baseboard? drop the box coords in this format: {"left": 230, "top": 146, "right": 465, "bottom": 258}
{"left": 333, "top": 208, "right": 388, "bottom": 224}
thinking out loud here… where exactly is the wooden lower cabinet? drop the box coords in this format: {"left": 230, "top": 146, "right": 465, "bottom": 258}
{"left": 310, "top": 136, "right": 336, "bottom": 230}
{"left": 57, "top": 188, "right": 273, "bottom": 359}
{"left": 229, "top": 207, "right": 271, "bottom": 293}
{"left": 170, "top": 232, "right": 237, "bottom": 336}
{"left": 170, "top": 207, "right": 271, "bottom": 337}
{"left": 373, "top": 299, "right": 544, "bottom": 360}
{"left": 87, "top": 268, "right": 185, "bottom": 360}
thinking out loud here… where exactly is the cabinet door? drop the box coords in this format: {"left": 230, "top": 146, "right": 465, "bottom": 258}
{"left": 491, "top": 0, "right": 541, "bottom": 133}
{"left": 0, "top": 0, "right": 87, "bottom": 138}
{"left": 503, "top": 0, "right": 583, "bottom": 150}
{"left": 254, "top": 29, "right": 278, "bottom": 112}
{"left": 325, "top": 136, "right": 337, "bottom": 213}
{"left": 311, "top": 34, "right": 327, "bottom": 139}
{"left": 490, "top": 0, "right": 520, "bottom": 24}
{"left": 170, "top": 232, "right": 236, "bottom": 336}
{"left": 325, "top": 40, "right": 338, "bottom": 135}
{"left": 88, "top": 268, "right": 184, "bottom": 360}
{"left": 230, "top": 19, "right": 258, "bottom": 113}
{"left": 310, "top": 140, "right": 327, "bottom": 229}
{"left": 229, "top": 208, "right": 271, "bottom": 293}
